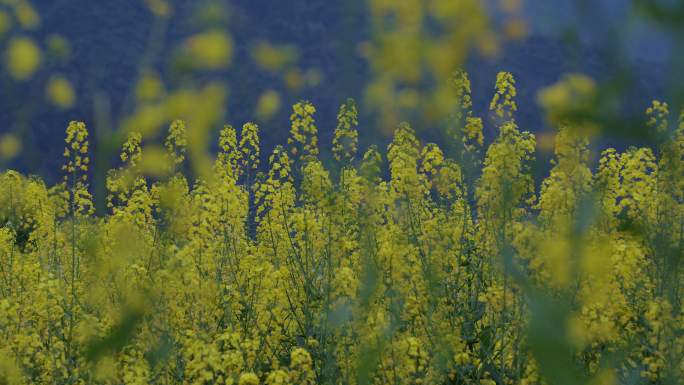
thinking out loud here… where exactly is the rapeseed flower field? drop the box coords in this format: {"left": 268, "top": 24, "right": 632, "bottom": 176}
{"left": 1, "top": 1, "right": 683, "bottom": 384}
{"left": 0, "top": 71, "right": 682, "bottom": 384}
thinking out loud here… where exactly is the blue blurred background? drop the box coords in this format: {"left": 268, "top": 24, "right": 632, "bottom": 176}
{"left": 0, "top": 0, "right": 677, "bottom": 183}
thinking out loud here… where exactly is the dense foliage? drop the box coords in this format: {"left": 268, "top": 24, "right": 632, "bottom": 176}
{"left": 0, "top": 72, "right": 682, "bottom": 385}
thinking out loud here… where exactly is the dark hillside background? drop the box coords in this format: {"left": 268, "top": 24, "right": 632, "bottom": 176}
{"left": 0, "top": 0, "right": 674, "bottom": 184}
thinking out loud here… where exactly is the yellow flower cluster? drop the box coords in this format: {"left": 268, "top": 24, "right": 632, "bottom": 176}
{"left": 0, "top": 72, "right": 682, "bottom": 385}
{"left": 537, "top": 73, "right": 598, "bottom": 133}
{"left": 288, "top": 101, "right": 319, "bottom": 159}
{"left": 332, "top": 99, "right": 359, "bottom": 163}
{"left": 165, "top": 119, "right": 187, "bottom": 168}
{"left": 489, "top": 71, "right": 518, "bottom": 121}
{"left": 58, "top": 121, "right": 94, "bottom": 217}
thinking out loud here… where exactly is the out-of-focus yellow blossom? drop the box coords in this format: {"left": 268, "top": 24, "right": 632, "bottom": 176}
{"left": 135, "top": 71, "right": 165, "bottom": 102}
{"left": 0, "top": 349, "right": 22, "bottom": 385}
{"left": 537, "top": 73, "right": 598, "bottom": 133}
{"left": 46, "top": 33, "right": 71, "bottom": 61}
{"left": 504, "top": 18, "right": 528, "bottom": 40}
{"left": 5, "top": 36, "right": 41, "bottom": 80}
{"left": 537, "top": 126, "right": 592, "bottom": 225}
{"left": 255, "top": 89, "right": 281, "bottom": 122}
{"left": 13, "top": 1, "right": 39, "bottom": 29}
{"left": 46, "top": 75, "right": 76, "bottom": 108}
{"left": 0, "top": 10, "right": 12, "bottom": 37}
{"left": 184, "top": 29, "right": 233, "bottom": 69}
{"left": 284, "top": 67, "right": 305, "bottom": 91}
{"left": 145, "top": 0, "right": 171, "bottom": 18}
{"left": 137, "top": 145, "right": 171, "bottom": 178}
{"left": 0, "top": 134, "right": 21, "bottom": 159}
{"left": 251, "top": 41, "right": 298, "bottom": 74}
{"left": 304, "top": 68, "right": 322, "bottom": 87}
{"left": 363, "top": 0, "right": 521, "bottom": 131}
